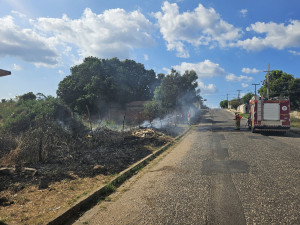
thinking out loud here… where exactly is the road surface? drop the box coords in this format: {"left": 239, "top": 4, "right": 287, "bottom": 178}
{"left": 75, "top": 109, "right": 300, "bottom": 225}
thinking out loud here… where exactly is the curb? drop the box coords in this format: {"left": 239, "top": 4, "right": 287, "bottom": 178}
{"left": 290, "top": 128, "right": 300, "bottom": 135}
{"left": 47, "top": 126, "right": 192, "bottom": 225}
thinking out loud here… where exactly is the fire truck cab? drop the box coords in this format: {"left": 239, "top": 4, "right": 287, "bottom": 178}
{"left": 248, "top": 95, "right": 290, "bottom": 133}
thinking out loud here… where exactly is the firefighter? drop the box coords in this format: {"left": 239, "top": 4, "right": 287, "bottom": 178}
{"left": 187, "top": 111, "right": 191, "bottom": 125}
{"left": 234, "top": 112, "right": 242, "bottom": 130}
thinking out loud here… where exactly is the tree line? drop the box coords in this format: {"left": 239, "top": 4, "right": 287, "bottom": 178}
{"left": 1, "top": 57, "right": 202, "bottom": 132}
{"left": 57, "top": 57, "right": 202, "bottom": 122}
{"left": 0, "top": 57, "right": 202, "bottom": 165}
{"left": 220, "top": 70, "right": 300, "bottom": 110}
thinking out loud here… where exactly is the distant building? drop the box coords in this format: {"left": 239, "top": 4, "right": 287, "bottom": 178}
{"left": 237, "top": 104, "right": 249, "bottom": 114}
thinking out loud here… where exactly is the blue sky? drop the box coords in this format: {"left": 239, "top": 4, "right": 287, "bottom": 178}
{"left": 1, "top": 0, "right": 300, "bottom": 108}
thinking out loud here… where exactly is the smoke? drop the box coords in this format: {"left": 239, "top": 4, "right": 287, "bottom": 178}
{"left": 140, "top": 106, "right": 199, "bottom": 129}
{"left": 140, "top": 114, "right": 175, "bottom": 128}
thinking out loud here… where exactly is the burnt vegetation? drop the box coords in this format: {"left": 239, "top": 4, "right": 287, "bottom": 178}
{"left": 0, "top": 57, "right": 203, "bottom": 213}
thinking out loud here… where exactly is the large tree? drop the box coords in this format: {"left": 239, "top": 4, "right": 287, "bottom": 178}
{"left": 241, "top": 92, "right": 254, "bottom": 104}
{"left": 219, "top": 100, "right": 228, "bottom": 108}
{"left": 258, "top": 70, "right": 294, "bottom": 98}
{"left": 57, "top": 57, "right": 158, "bottom": 114}
{"left": 289, "top": 78, "right": 300, "bottom": 110}
{"left": 258, "top": 70, "right": 300, "bottom": 110}
{"left": 230, "top": 99, "right": 241, "bottom": 110}
{"left": 154, "top": 69, "right": 199, "bottom": 112}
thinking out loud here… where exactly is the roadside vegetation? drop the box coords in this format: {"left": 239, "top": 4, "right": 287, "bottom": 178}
{"left": 0, "top": 57, "right": 204, "bottom": 224}
{"left": 238, "top": 113, "right": 249, "bottom": 119}
{"left": 220, "top": 93, "right": 254, "bottom": 110}
{"left": 291, "top": 117, "right": 300, "bottom": 128}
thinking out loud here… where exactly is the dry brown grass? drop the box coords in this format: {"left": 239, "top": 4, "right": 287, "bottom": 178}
{"left": 0, "top": 173, "right": 108, "bottom": 224}
{"left": 0, "top": 127, "right": 178, "bottom": 224}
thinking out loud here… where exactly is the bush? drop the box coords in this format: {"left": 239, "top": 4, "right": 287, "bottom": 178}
{"left": 0, "top": 95, "right": 89, "bottom": 164}
{"left": 0, "top": 133, "right": 18, "bottom": 159}
{"left": 1, "top": 97, "right": 76, "bottom": 135}
{"left": 17, "top": 120, "right": 72, "bottom": 163}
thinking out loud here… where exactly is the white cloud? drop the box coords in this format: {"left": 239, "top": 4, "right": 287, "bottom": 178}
{"left": 242, "top": 67, "right": 260, "bottom": 74}
{"left": 289, "top": 50, "right": 300, "bottom": 56}
{"left": 154, "top": 1, "right": 241, "bottom": 57}
{"left": 0, "top": 15, "right": 59, "bottom": 67}
{"left": 241, "top": 83, "right": 249, "bottom": 88}
{"left": 240, "top": 9, "right": 248, "bottom": 17}
{"left": 144, "top": 54, "right": 149, "bottom": 61}
{"left": 198, "top": 81, "right": 217, "bottom": 95}
{"left": 58, "top": 70, "right": 65, "bottom": 75}
{"left": 165, "top": 60, "right": 223, "bottom": 95}
{"left": 226, "top": 74, "right": 253, "bottom": 82}
{"left": 11, "top": 10, "right": 27, "bottom": 19}
{"left": 162, "top": 67, "right": 171, "bottom": 74}
{"left": 13, "top": 64, "right": 22, "bottom": 71}
{"left": 33, "top": 8, "right": 155, "bottom": 60}
{"left": 234, "top": 20, "right": 300, "bottom": 51}
{"left": 172, "top": 60, "right": 226, "bottom": 78}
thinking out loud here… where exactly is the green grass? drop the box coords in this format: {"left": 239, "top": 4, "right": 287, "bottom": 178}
{"left": 291, "top": 117, "right": 300, "bottom": 128}
{"left": 239, "top": 113, "right": 249, "bottom": 119}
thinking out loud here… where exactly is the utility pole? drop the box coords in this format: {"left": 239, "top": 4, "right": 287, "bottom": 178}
{"left": 237, "top": 90, "right": 242, "bottom": 100}
{"left": 252, "top": 83, "right": 260, "bottom": 96}
{"left": 263, "top": 64, "right": 274, "bottom": 99}
{"left": 226, "top": 93, "right": 229, "bottom": 108}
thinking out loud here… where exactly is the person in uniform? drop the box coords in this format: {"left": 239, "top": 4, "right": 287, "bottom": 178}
{"left": 234, "top": 112, "right": 242, "bottom": 130}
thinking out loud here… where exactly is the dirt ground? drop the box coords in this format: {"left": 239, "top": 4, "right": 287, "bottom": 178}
{"left": 0, "top": 126, "right": 187, "bottom": 225}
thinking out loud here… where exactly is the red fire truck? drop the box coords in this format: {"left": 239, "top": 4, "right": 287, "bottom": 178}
{"left": 248, "top": 95, "right": 290, "bottom": 133}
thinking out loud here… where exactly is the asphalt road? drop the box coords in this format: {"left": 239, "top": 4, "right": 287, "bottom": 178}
{"left": 75, "top": 109, "right": 300, "bottom": 225}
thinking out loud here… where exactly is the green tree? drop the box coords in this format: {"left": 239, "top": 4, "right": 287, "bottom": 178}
{"left": 230, "top": 99, "right": 241, "bottom": 110}
{"left": 57, "top": 57, "right": 115, "bottom": 114}
{"left": 241, "top": 92, "right": 254, "bottom": 104}
{"left": 258, "top": 70, "right": 300, "bottom": 110}
{"left": 157, "top": 73, "right": 165, "bottom": 82}
{"left": 289, "top": 78, "right": 300, "bottom": 110}
{"left": 219, "top": 100, "right": 228, "bottom": 108}
{"left": 18, "top": 92, "right": 36, "bottom": 101}
{"left": 154, "top": 69, "right": 199, "bottom": 112}
{"left": 258, "top": 70, "right": 294, "bottom": 98}
{"left": 57, "top": 57, "right": 158, "bottom": 115}
{"left": 143, "top": 101, "right": 161, "bottom": 126}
